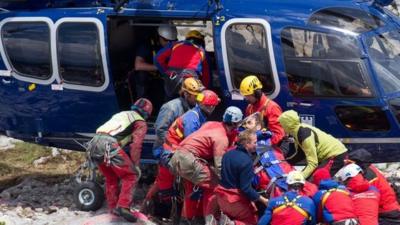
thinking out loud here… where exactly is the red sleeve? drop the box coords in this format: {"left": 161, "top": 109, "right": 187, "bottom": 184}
{"left": 155, "top": 43, "right": 173, "bottom": 75}
{"left": 265, "top": 103, "right": 285, "bottom": 146}
{"left": 129, "top": 120, "right": 147, "bottom": 165}
{"left": 212, "top": 136, "right": 229, "bottom": 179}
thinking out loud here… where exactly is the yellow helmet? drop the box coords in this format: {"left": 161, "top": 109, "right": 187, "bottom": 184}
{"left": 240, "top": 75, "right": 263, "bottom": 96}
{"left": 181, "top": 77, "right": 204, "bottom": 95}
{"left": 186, "top": 30, "right": 204, "bottom": 40}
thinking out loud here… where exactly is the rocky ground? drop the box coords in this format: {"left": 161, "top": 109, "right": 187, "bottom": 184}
{"left": 0, "top": 136, "right": 155, "bottom": 225}
{"left": 0, "top": 136, "right": 399, "bottom": 225}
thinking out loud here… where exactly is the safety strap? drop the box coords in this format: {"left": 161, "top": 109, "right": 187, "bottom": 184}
{"left": 321, "top": 188, "right": 349, "bottom": 209}
{"left": 273, "top": 195, "right": 310, "bottom": 220}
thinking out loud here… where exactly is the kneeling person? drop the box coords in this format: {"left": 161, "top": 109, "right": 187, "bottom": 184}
{"left": 258, "top": 171, "right": 316, "bottom": 225}
{"left": 216, "top": 129, "right": 269, "bottom": 225}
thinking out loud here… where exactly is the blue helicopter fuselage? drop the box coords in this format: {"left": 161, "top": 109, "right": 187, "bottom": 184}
{"left": 0, "top": 0, "right": 400, "bottom": 162}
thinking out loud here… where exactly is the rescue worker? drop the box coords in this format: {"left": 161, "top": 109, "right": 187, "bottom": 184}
{"left": 144, "top": 77, "right": 203, "bottom": 216}
{"left": 335, "top": 163, "right": 380, "bottom": 225}
{"left": 278, "top": 110, "right": 348, "bottom": 180}
{"left": 215, "top": 129, "right": 269, "bottom": 225}
{"left": 168, "top": 106, "right": 244, "bottom": 224}
{"left": 239, "top": 75, "right": 285, "bottom": 146}
{"left": 155, "top": 30, "right": 210, "bottom": 98}
{"left": 153, "top": 77, "right": 204, "bottom": 151}
{"left": 243, "top": 113, "right": 318, "bottom": 198}
{"left": 87, "top": 98, "right": 152, "bottom": 222}
{"left": 133, "top": 24, "right": 177, "bottom": 98}
{"left": 348, "top": 148, "right": 400, "bottom": 225}
{"left": 258, "top": 171, "right": 316, "bottom": 225}
{"left": 313, "top": 169, "right": 359, "bottom": 225}
{"left": 146, "top": 90, "right": 220, "bottom": 221}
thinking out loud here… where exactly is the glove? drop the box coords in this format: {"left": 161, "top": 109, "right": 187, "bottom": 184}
{"left": 159, "top": 150, "right": 173, "bottom": 167}
{"left": 256, "top": 129, "right": 273, "bottom": 141}
{"left": 152, "top": 146, "right": 164, "bottom": 159}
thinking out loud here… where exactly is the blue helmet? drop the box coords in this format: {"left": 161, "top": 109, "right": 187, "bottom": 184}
{"left": 223, "top": 106, "right": 243, "bottom": 123}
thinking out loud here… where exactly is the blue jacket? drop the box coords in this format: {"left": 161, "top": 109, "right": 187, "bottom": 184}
{"left": 182, "top": 104, "right": 207, "bottom": 138}
{"left": 220, "top": 145, "right": 260, "bottom": 201}
{"left": 258, "top": 191, "right": 316, "bottom": 225}
{"left": 153, "top": 97, "right": 190, "bottom": 150}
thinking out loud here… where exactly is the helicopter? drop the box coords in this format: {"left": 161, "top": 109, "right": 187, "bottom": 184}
{"left": 1, "top": 0, "right": 400, "bottom": 210}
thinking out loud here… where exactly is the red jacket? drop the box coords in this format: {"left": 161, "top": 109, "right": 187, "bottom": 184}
{"left": 129, "top": 120, "right": 147, "bottom": 165}
{"left": 245, "top": 94, "right": 284, "bottom": 146}
{"left": 368, "top": 165, "right": 400, "bottom": 213}
{"left": 155, "top": 41, "right": 210, "bottom": 87}
{"left": 347, "top": 174, "right": 380, "bottom": 225}
{"left": 163, "top": 116, "right": 185, "bottom": 152}
{"left": 178, "top": 121, "right": 232, "bottom": 177}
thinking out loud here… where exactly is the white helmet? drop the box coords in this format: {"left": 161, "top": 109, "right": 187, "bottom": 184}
{"left": 223, "top": 106, "right": 243, "bottom": 123}
{"left": 157, "top": 25, "right": 177, "bottom": 41}
{"left": 286, "top": 170, "right": 305, "bottom": 185}
{"left": 334, "top": 163, "right": 363, "bottom": 182}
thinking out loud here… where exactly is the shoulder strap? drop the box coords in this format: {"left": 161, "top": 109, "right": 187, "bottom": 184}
{"left": 321, "top": 188, "right": 349, "bottom": 208}
{"left": 273, "top": 195, "right": 310, "bottom": 219}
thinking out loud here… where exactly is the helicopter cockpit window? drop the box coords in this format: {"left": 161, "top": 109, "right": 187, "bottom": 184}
{"left": 1, "top": 22, "right": 51, "bottom": 79}
{"left": 335, "top": 106, "right": 390, "bottom": 131}
{"left": 309, "top": 7, "right": 384, "bottom": 33}
{"left": 367, "top": 31, "right": 400, "bottom": 94}
{"left": 57, "top": 22, "right": 104, "bottom": 87}
{"left": 225, "top": 23, "right": 274, "bottom": 93}
{"left": 281, "top": 28, "right": 373, "bottom": 97}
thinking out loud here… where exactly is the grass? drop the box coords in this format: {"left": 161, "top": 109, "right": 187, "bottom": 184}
{"left": 0, "top": 142, "right": 85, "bottom": 189}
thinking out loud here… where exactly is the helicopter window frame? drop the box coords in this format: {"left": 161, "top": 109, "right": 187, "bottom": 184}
{"left": 55, "top": 18, "right": 109, "bottom": 92}
{"left": 220, "top": 18, "right": 280, "bottom": 100}
{"left": 280, "top": 27, "right": 374, "bottom": 98}
{"left": 0, "top": 17, "right": 56, "bottom": 85}
{"left": 308, "top": 7, "right": 385, "bottom": 34}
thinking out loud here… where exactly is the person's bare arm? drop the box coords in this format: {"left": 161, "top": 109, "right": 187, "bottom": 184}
{"left": 135, "top": 56, "right": 157, "bottom": 72}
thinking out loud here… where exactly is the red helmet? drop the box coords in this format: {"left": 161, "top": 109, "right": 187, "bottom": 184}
{"left": 132, "top": 98, "right": 153, "bottom": 120}
{"left": 196, "top": 90, "right": 220, "bottom": 106}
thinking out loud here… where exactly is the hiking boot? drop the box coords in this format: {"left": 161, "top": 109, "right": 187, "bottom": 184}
{"left": 113, "top": 207, "right": 137, "bottom": 222}
{"left": 205, "top": 214, "right": 217, "bottom": 225}
{"left": 219, "top": 213, "right": 234, "bottom": 225}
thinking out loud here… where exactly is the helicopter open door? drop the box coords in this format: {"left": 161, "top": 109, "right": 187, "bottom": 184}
{"left": 0, "top": 10, "right": 117, "bottom": 148}
{"left": 213, "top": 16, "right": 280, "bottom": 107}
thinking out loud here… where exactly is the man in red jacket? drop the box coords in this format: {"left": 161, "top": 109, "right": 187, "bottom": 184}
{"left": 155, "top": 30, "right": 210, "bottom": 98}
{"left": 335, "top": 163, "right": 380, "bottom": 225}
{"left": 239, "top": 75, "right": 284, "bottom": 147}
{"left": 168, "top": 106, "right": 243, "bottom": 224}
{"left": 88, "top": 98, "right": 152, "bottom": 222}
{"left": 348, "top": 149, "right": 400, "bottom": 224}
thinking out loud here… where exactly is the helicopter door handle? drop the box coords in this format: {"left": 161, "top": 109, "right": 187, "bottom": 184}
{"left": 2, "top": 78, "right": 11, "bottom": 85}
{"left": 287, "top": 101, "right": 314, "bottom": 107}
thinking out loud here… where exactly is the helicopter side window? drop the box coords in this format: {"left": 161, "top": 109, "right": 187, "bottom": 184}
{"left": 225, "top": 23, "right": 274, "bottom": 94}
{"left": 281, "top": 28, "right": 373, "bottom": 97}
{"left": 335, "top": 106, "right": 390, "bottom": 131}
{"left": 1, "top": 22, "right": 51, "bottom": 79}
{"left": 309, "top": 7, "right": 384, "bottom": 33}
{"left": 367, "top": 31, "right": 400, "bottom": 94}
{"left": 57, "top": 22, "right": 105, "bottom": 87}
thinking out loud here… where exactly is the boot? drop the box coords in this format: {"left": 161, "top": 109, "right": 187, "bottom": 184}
{"left": 205, "top": 214, "right": 217, "bottom": 225}
{"left": 219, "top": 213, "right": 234, "bottom": 225}
{"left": 113, "top": 207, "right": 137, "bottom": 222}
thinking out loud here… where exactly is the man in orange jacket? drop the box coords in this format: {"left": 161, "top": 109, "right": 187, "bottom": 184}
{"left": 240, "top": 75, "right": 285, "bottom": 147}
{"left": 168, "top": 106, "right": 243, "bottom": 224}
